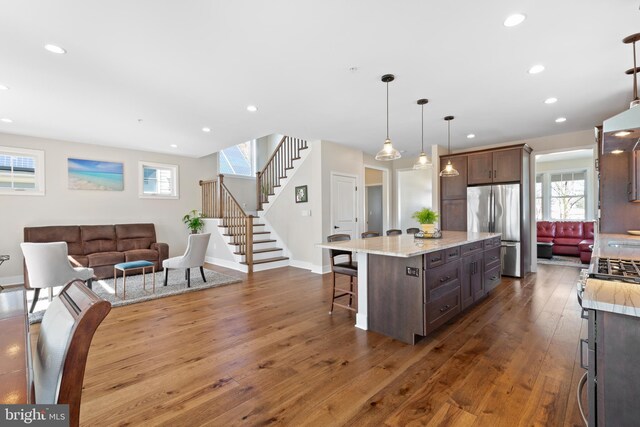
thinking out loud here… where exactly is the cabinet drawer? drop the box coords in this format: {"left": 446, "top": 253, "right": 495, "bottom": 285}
{"left": 444, "top": 246, "right": 461, "bottom": 263}
{"left": 425, "top": 250, "right": 445, "bottom": 268}
{"left": 461, "top": 241, "right": 484, "bottom": 256}
{"left": 484, "top": 237, "right": 501, "bottom": 249}
{"left": 425, "top": 286, "right": 461, "bottom": 334}
{"left": 484, "top": 247, "right": 501, "bottom": 270}
{"left": 484, "top": 265, "right": 501, "bottom": 293}
{"left": 425, "top": 262, "right": 461, "bottom": 301}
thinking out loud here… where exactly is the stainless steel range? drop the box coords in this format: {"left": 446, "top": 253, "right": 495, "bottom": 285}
{"left": 588, "top": 257, "right": 640, "bottom": 283}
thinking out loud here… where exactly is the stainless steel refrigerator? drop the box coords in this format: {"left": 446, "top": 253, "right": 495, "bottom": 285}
{"left": 467, "top": 184, "right": 521, "bottom": 277}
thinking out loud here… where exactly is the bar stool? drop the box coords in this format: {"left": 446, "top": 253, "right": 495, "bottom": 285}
{"left": 327, "top": 234, "right": 358, "bottom": 314}
{"left": 361, "top": 231, "right": 380, "bottom": 238}
{"left": 406, "top": 228, "right": 420, "bottom": 235}
{"left": 386, "top": 229, "right": 402, "bottom": 236}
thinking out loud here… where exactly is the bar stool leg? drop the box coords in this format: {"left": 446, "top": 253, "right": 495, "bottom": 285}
{"left": 152, "top": 265, "right": 156, "bottom": 293}
{"left": 143, "top": 267, "right": 146, "bottom": 291}
{"left": 329, "top": 272, "right": 336, "bottom": 314}
{"left": 114, "top": 267, "right": 118, "bottom": 298}
{"left": 349, "top": 276, "right": 353, "bottom": 307}
{"left": 123, "top": 270, "right": 126, "bottom": 300}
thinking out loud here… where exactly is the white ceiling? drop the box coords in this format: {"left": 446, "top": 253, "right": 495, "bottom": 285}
{"left": 536, "top": 149, "right": 593, "bottom": 163}
{"left": 0, "top": 0, "right": 638, "bottom": 158}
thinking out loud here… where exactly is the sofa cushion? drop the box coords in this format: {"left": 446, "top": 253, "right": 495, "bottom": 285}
{"left": 24, "top": 226, "right": 83, "bottom": 255}
{"left": 579, "top": 240, "right": 594, "bottom": 252}
{"left": 124, "top": 249, "right": 158, "bottom": 263}
{"left": 81, "top": 225, "right": 117, "bottom": 254}
{"left": 554, "top": 237, "right": 583, "bottom": 246}
{"left": 583, "top": 222, "right": 595, "bottom": 240}
{"left": 553, "top": 245, "right": 580, "bottom": 256}
{"left": 116, "top": 223, "right": 156, "bottom": 252}
{"left": 537, "top": 221, "right": 556, "bottom": 239}
{"left": 537, "top": 237, "right": 554, "bottom": 243}
{"left": 87, "top": 251, "right": 125, "bottom": 268}
{"left": 69, "top": 255, "right": 89, "bottom": 267}
{"left": 555, "top": 222, "right": 584, "bottom": 239}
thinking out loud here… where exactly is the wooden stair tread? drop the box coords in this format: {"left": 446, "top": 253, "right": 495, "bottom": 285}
{"left": 218, "top": 223, "right": 265, "bottom": 228}
{"left": 240, "top": 256, "right": 289, "bottom": 265}
{"left": 234, "top": 247, "right": 283, "bottom": 255}
{"left": 223, "top": 231, "right": 270, "bottom": 236}
{"left": 228, "top": 239, "right": 276, "bottom": 245}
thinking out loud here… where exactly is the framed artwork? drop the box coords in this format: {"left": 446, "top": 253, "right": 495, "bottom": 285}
{"left": 295, "top": 185, "right": 308, "bottom": 203}
{"left": 68, "top": 158, "right": 124, "bottom": 191}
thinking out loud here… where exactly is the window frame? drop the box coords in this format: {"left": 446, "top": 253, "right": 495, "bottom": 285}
{"left": 535, "top": 167, "right": 589, "bottom": 221}
{"left": 0, "top": 146, "right": 45, "bottom": 196}
{"left": 217, "top": 140, "right": 257, "bottom": 179}
{"left": 138, "top": 161, "right": 179, "bottom": 199}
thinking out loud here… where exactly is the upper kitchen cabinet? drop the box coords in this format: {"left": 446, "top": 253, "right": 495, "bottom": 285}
{"left": 441, "top": 156, "right": 468, "bottom": 199}
{"left": 630, "top": 150, "right": 640, "bottom": 202}
{"left": 468, "top": 148, "right": 522, "bottom": 185}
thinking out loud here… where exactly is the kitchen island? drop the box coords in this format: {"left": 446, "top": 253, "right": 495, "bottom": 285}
{"left": 318, "top": 231, "right": 502, "bottom": 344}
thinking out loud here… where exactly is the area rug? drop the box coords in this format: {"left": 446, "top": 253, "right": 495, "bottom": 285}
{"left": 28, "top": 268, "right": 242, "bottom": 324}
{"left": 537, "top": 255, "right": 589, "bottom": 269}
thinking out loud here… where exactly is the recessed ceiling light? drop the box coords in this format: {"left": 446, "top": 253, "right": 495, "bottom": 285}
{"left": 544, "top": 97, "right": 558, "bottom": 104}
{"left": 528, "top": 64, "right": 545, "bottom": 74}
{"left": 555, "top": 117, "right": 567, "bottom": 123}
{"left": 246, "top": 105, "right": 258, "bottom": 112}
{"left": 44, "top": 44, "right": 67, "bottom": 54}
{"left": 0, "top": 85, "right": 8, "bottom": 91}
{"left": 503, "top": 14, "right": 526, "bottom": 27}
{"left": 202, "top": 127, "right": 211, "bottom": 132}
{"left": 611, "top": 149, "right": 624, "bottom": 154}
{"left": 1, "top": 118, "right": 13, "bottom": 123}
{"left": 170, "top": 144, "right": 178, "bottom": 148}
{"left": 615, "top": 131, "right": 631, "bottom": 137}
{"left": 467, "top": 134, "right": 476, "bottom": 139}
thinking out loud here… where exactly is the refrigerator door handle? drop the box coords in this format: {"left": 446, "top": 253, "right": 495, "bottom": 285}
{"left": 489, "top": 187, "right": 494, "bottom": 232}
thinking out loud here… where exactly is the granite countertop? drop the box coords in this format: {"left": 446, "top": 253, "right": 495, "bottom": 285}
{"left": 316, "top": 231, "right": 500, "bottom": 258}
{"left": 582, "top": 233, "right": 640, "bottom": 317}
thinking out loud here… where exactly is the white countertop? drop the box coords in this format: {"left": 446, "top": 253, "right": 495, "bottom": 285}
{"left": 582, "top": 233, "right": 640, "bottom": 317}
{"left": 316, "top": 231, "right": 500, "bottom": 258}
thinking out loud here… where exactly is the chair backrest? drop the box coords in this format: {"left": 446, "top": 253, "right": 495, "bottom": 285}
{"left": 406, "top": 228, "right": 420, "bottom": 235}
{"left": 386, "top": 229, "right": 402, "bottom": 236}
{"left": 21, "top": 242, "right": 75, "bottom": 289}
{"left": 33, "top": 281, "right": 111, "bottom": 427}
{"left": 327, "top": 234, "right": 352, "bottom": 260}
{"left": 361, "top": 231, "right": 380, "bottom": 239}
{"left": 182, "top": 233, "right": 211, "bottom": 267}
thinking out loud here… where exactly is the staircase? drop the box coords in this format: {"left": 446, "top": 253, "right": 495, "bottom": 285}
{"left": 200, "top": 135, "right": 309, "bottom": 273}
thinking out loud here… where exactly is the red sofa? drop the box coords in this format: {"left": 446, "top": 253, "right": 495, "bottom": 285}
{"left": 537, "top": 221, "right": 595, "bottom": 263}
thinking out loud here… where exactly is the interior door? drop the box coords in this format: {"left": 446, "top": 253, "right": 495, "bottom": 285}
{"left": 331, "top": 174, "right": 357, "bottom": 239}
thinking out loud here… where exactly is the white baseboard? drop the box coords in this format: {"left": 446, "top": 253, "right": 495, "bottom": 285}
{"left": 205, "top": 256, "right": 248, "bottom": 273}
{"left": 0, "top": 275, "right": 23, "bottom": 286}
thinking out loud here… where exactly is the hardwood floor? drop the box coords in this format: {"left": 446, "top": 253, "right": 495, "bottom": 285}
{"left": 40, "top": 263, "right": 587, "bottom": 426}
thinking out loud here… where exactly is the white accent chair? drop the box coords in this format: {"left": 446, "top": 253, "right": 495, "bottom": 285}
{"left": 21, "top": 242, "right": 95, "bottom": 313}
{"left": 162, "top": 233, "right": 211, "bottom": 287}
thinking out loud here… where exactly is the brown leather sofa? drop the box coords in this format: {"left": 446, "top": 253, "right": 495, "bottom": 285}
{"left": 23, "top": 223, "right": 169, "bottom": 285}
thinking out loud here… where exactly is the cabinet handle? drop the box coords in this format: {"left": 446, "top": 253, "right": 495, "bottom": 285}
{"left": 432, "top": 256, "right": 442, "bottom": 262}
{"left": 449, "top": 251, "right": 457, "bottom": 257}
{"left": 490, "top": 275, "right": 498, "bottom": 281}
{"left": 580, "top": 339, "right": 589, "bottom": 370}
{"left": 439, "top": 304, "right": 451, "bottom": 312}
{"left": 491, "top": 256, "right": 498, "bottom": 260}
{"left": 439, "top": 275, "right": 451, "bottom": 282}
{"left": 494, "top": 170, "right": 497, "bottom": 178}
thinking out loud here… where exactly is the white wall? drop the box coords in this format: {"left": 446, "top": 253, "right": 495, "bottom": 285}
{"left": 396, "top": 167, "right": 433, "bottom": 230}
{"left": 0, "top": 132, "right": 215, "bottom": 283}
{"left": 262, "top": 142, "right": 323, "bottom": 271}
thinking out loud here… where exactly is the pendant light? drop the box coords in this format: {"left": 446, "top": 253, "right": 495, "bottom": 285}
{"left": 440, "top": 116, "right": 459, "bottom": 177}
{"left": 413, "top": 98, "right": 431, "bottom": 169}
{"left": 375, "top": 74, "right": 401, "bottom": 161}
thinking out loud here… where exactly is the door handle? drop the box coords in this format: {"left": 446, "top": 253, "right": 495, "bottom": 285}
{"left": 333, "top": 226, "right": 339, "bottom": 229}
{"left": 579, "top": 339, "right": 589, "bottom": 370}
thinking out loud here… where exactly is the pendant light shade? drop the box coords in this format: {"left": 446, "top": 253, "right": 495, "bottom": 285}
{"left": 376, "top": 74, "right": 401, "bottom": 161}
{"left": 440, "top": 116, "right": 460, "bottom": 177}
{"left": 413, "top": 98, "right": 431, "bottom": 169}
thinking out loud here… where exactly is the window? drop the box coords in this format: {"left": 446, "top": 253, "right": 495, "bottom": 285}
{"left": 536, "top": 170, "right": 587, "bottom": 220}
{"left": 0, "top": 146, "right": 45, "bottom": 195}
{"left": 218, "top": 141, "right": 255, "bottom": 177}
{"left": 138, "top": 161, "right": 179, "bottom": 199}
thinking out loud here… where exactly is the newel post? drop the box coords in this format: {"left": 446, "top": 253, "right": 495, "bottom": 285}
{"left": 246, "top": 215, "right": 254, "bottom": 274}
{"left": 217, "top": 174, "right": 224, "bottom": 219}
{"left": 255, "top": 171, "right": 262, "bottom": 212}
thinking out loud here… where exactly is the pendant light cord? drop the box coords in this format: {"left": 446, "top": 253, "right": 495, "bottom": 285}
{"left": 447, "top": 120, "right": 451, "bottom": 154}
{"left": 634, "top": 40, "right": 638, "bottom": 101}
{"left": 386, "top": 82, "right": 390, "bottom": 139}
{"left": 421, "top": 104, "right": 424, "bottom": 152}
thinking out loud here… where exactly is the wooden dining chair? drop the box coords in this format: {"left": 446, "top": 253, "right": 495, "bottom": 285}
{"left": 33, "top": 280, "right": 111, "bottom": 427}
{"left": 406, "top": 228, "right": 420, "bottom": 235}
{"left": 361, "top": 231, "right": 380, "bottom": 238}
{"left": 386, "top": 229, "right": 403, "bottom": 236}
{"left": 327, "top": 234, "right": 357, "bottom": 314}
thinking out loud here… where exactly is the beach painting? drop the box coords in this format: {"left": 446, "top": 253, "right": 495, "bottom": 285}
{"left": 68, "top": 158, "right": 124, "bottom": 191}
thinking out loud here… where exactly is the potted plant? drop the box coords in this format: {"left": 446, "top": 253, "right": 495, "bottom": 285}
{"left": 182, "top": 209, "right": 205, "bottom": 234}
{"left": 412, "top": 208, "right": 439, "bottom": 234}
